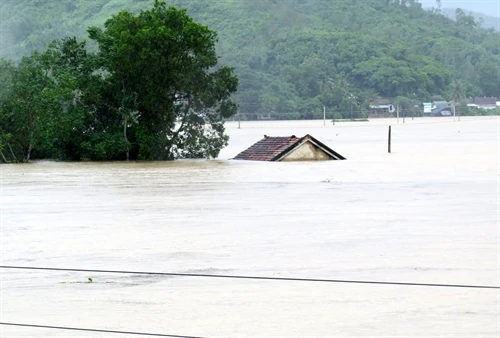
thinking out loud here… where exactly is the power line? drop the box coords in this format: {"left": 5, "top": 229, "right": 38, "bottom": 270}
{"left": 0, "top": 322, "right": 206, "bottom": 338}
{"left": 1, "top": 265, "right": 498, "bottom": 289}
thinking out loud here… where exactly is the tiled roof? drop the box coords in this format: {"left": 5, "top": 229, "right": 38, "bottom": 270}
{"left": 474, "top": 97, "right": 497, "bottom": 106}
{"left": 233, "top": 135, "right": 301, "bottom": 161}
{"left": 233, "top": 134, "right": 346, "bottom": 161}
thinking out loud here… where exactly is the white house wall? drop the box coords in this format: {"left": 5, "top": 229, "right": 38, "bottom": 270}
{"left": 281, "top": 141, "right": 331, "bottom": 161}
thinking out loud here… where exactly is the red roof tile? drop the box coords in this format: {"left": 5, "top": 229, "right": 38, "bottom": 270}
{"left": 233, "top": 134, "right": 345, "bottom": 161}
{"left": 233, "top": 135, "right": 300, "bottom": 161}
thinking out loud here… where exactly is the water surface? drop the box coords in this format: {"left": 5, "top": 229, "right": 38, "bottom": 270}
{"left": 1, "top": 117, "right": 499, "bottom": 337}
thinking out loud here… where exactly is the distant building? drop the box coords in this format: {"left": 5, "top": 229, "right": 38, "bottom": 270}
{"left": 424, "top": 101, "right": 452, "bottom": 116}
{"left": 467, "top": 103, "right": 480, "bottom": 108}
{"left": 474, "top": 97, "right": 497, "bottom": 109}
{"left": 423, "top": 102, "right": 432, "bottom": 113}
{"left": 369, "top": 99, "right": 395, "bottom": 117}
{"left": 257, "top": 112, "right": 272, "bottom": 120}
{"left": 233, "top": 134, "right": 346, "bottom": 161}
{"left": 464, "top": 97, "right": 498, "bottom": 110}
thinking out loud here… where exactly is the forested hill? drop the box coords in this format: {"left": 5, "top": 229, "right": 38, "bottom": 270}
{"left": 440, "top": 8, "right": 500, "bottom": 32}
{"left": 1, "top": 0, "right": 499, "bottom": 116}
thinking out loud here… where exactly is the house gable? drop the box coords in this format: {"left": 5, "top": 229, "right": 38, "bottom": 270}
{"left": 280, "top": 140, "right": 332, "bottom": 161}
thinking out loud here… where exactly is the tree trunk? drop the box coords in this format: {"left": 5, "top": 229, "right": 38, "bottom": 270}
{"left": 0, "top": 149, "right": 8, "bottom": 163}
{"left": 7, "top": 143, "right": 18, "bottom": 162}
{"left": 0, "top": 126, "right": 19, "bottom": 162}
{"left": 123, "top": 116, "right": 129, "bottom": 161}
{"left": 120, "top": 78, "right": 130, "bottom": 161}
{"left": 25, "top": 129, "right": 34, "bottom": 162}
{"left": 25, "top": 142, "right": 32, "bottom": 162}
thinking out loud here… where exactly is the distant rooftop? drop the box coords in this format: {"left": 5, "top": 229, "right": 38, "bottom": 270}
{"left": 474, "top": 97, "right": 497, "bottom": 106}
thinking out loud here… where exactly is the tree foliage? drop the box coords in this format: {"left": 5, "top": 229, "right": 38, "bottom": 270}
{"left": 0, "top": 1, "right": 238, "bottom": 162}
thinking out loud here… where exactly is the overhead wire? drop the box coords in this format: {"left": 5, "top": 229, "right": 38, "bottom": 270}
{"left": 2, "top": 265, "right": 498, "bottom": 336}
{"left": 1, "top": 265, "right": 498, "bottom": 289}
{"left": 0, "top": 322, "right": 206, "bottom": 338}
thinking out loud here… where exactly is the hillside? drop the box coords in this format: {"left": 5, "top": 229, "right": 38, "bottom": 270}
{"left": 441, "top": 8, "right": 500, "bottom": 32}
{"left": 1, "top": 0, "right": 499, "bottom": 118}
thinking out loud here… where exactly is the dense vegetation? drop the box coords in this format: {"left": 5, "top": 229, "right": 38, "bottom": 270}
{"left": 0, "top": 0, "right": 498, "bottom": 162}
{"left": 1, "top": 0, "right": 499, "bottom": 118}
{"left": 0, "top": 1, "right": 238, "bottom": 162}
{"left": 441, "top": 8, "right": 500, "bottom": 32}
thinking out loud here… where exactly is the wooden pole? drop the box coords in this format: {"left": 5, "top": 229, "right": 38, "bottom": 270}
{"left": 388, "top": 125, "right": 392, "bottom": 153}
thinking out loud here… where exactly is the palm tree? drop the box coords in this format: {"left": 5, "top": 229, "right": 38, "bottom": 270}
{"left": 450, "top": 79, "right": 465, "bottom": 118}
{"left": 450, "top": 79, "right": 465, "bottom": 102}
{"left": 335, "top": 74, "right": 352, "bottom": 118}
{"left": 364, "top": 90, "right": 380, "bottom": 108}
{"left": 335, "top": 74, "right": 349, "bottom": 98}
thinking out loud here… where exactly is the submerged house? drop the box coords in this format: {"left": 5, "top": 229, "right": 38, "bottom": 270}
{"left": 233, "top": 134, "right": 346, "bottom": 161}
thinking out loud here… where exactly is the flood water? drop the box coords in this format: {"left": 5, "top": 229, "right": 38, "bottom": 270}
{"left": 1, "top": 117, "right": 499, "bottom": 337}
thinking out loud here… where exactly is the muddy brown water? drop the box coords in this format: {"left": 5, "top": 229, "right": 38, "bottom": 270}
{"left": 1, "top": 117, "right": 499, "bottom": 337}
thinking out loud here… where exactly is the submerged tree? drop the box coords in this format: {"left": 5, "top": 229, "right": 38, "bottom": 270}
{"left": 0, "top": 0, "right": 238, "bottom": 162}
{"left": 0, "top": 51, "right": 60, "bottom": 162}
{"left": 88, "top": 0, "right": 238, "bottom": 160}
{"left": 0, "top": 37, "right": 127, "bottom": 162}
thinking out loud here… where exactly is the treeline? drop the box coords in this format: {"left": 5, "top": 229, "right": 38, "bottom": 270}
{"left": 1, "top": 0, "right": 499, "bottom": 120}
{"left": 1, "top": 0, "right": 499, "bottom": 118}
{"left": 227, "top": 0, "right": 499, "bottom": 116}
{"left": 237, "top": 106, "right": 500, "bottom": 121}
{"left": 0, "top": 2, "right": 238, "bottom": 162}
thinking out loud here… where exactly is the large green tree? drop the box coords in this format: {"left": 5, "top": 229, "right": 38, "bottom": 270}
{"left": 88, "top": 0, "right": 238, "bottom": 160}
{"left": 0, "top": 0, "right": 238, "bottom": 162}
{"left": 0, "top": 37, "right": 128, "bottom": 162}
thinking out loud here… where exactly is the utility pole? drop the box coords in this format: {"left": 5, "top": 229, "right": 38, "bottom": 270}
{"left": 323, "top": 105, "right": 326, "bottom": 126}
{"left": 388, "top": 126, "right": 392, "bottom": 153}
{"left": 396, "top": 104, "right": 400, "bottom": 123}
